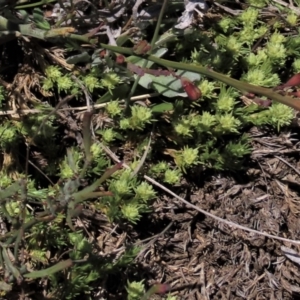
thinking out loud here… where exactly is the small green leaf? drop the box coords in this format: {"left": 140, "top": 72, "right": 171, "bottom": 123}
{"left": 139, "top": 70, "right": 201, "bottom": 98}
{"left": 0, "top": 182, "right": 21, "bottom": 203}
{"left": 66, "top": 52, "right": 91, "bottom": 64}
{"left": 151, "top": 102, "right": 174, "bottom": 113}
{"left": 97, "top": 84, "right": 130, "bottom": 104}
{"left": 32, "top": 8, "right": 44, "bottom": 22}
{"left": 0, "top": 281, "right": 12, "bottom": 292}
{"left": 33, "top": 8, "right": 51, "bottom": 30}
{"left": 127, "top": 48, "right": 168, "bottom": 68}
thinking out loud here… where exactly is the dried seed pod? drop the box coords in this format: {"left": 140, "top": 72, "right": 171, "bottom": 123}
{"left": 116, "top": 54, "right": 126, "bottom": 65}
{"left": 180, "top": 77, "right": 201, "bottom": 100}
{"left": 99, "top": 49, "right": 106, "bottom": 58}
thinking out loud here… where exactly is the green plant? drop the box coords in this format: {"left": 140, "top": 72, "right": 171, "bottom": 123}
{"left": 0, "top": 111, "right": 146, "bottom": 298}
{"left": 1, "top": 0, "right": 300, "bottom": 298}
{"left": 126, "top": 280, "right": 145, "bottom": 300}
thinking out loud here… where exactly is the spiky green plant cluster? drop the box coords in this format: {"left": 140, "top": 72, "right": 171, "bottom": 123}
{"left": 0, "top": 112, "right": 60, "bottom": 180}
{"left": 89, "top": 5, "right": 297, "bottom": 176}
{"left": 0, "top": 137, "right": 145, "bottom": 298}
{"left": 102, "top": 79, "right": 291, "bottom": 172}
{"left": 43, "top": 65, "right": 123, "bottom": 95}
{"left": 48, "top": 231, "right": 140, "bottom": 299}
{"left": 105, "top": 5, "right": 295, "bottom": 173}
{"left": 0, "top": 107, "right": 150, "bottom": 297}
{"left": 96, "top": 168, "right": 156, "bottom": 223}
{"left": 126, "top": 280, "right": 145, "bottom": 300}
{"left": 1, "top": 0, "right": 299, "bottom": 298}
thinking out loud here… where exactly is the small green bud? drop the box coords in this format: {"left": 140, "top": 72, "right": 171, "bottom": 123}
{"left": 134, "top": 182, "right": 156, "bottom": 202}
{"left": 5, "top": 201, "right": 20, "bottom": 216}
{"left": 198, "top": 80, "right": 216, "bottom": 98}
{"left": 100, "top": 72, "right": 122, "bottom": 91}
{"left": 118, "top": 169, "right": 133, "bottom": 181}
{"left": 100, "top": 128, "right": 116, "bottom": 143}
{"left": 211, "top": 52, "right": 222, "bottom": 68}
{"left": 42, "top": 77, "right": 54, "bottom": 90}
{"left": 226, "top": 36, "right": 242, "bottom": 55}
{"left": 45, "top": 66, "right": 62, "bottom": 81}
{"left": 182, "top": 147, "right": 198, "bottom": 166}
{"left": 247, "top": 50, "right": 268, "bottom": 67}
{"left": 266, "top": 43, "right": 286, "bottom": 62}
{"left": 174, "top": 121, "right": 192, "bottom": 137}
{"left": 121, "top": 106, "right": 152, "bottom": 130}
{"left": 120, "top": 118, "right": 131, "bottom": 130}
{"left": 126, "top": 280, "right": 145, "bottom": 300}
{"left": 131, "top": 106, "right": 152, "bottom": 123}
{"left": 91, "top": 142, "right": 103, "bottom": 157}
{"left": 216, "top": 86, "right": 238, "bottom": 112}
{"left": 83, "top": 74, "right": 101, "bottom": 92}
{"left": 243, "top": 67, "right": 280, "bottom": 87}
{"left": 197, "top": 112, "right": 216, "bottom": 131}
{"left": 239, "top": 26, "right": 256, "bottom": 43}
{"left": 215, "top": 114, "right": 241, "bottom": 134}
{"left": 150, "top": 162, "right": 169, "bottom": 174}
{"left": 217, "top": 96, "right": 235, "bottom": 112}
{"left": 0, "top": 172, "right": 13, "bottom": 188}
{"left": 287, "top": 13, "right": 298, "bottom": 26}
{"left": 239, "top": 8, "right": 259, "bottom": 24}
{"left": 175, "top": 146, "right": 199, "bottom": 170}
{"left": 112, "top": 179, "right": 131, "bottom": 195}
{"left": 219, "top": 17, "right": 234, "bottom": 33}
{"left": 255, "top": 25, "right": 268, "bottom": 37}
{"left": 268, "top": 103, "right": 294, "bottom": 130}
{"left": 269, "top": 32, "right": 286, "bottom": 44}
{"left": 121, "top": 204, "right": 141, "bottom": 223}
{"left": 225, "top": 136, "right": 252, "bottom": 158}
{"left": 164, "top": 169, "right": 182, "bottom": 185}
{"left": 0, "top": 123, "right": 18, "bottom": 147}
{"left": 188, "top": 114, "right": 202, "bottom": 128}
{"left": 106, "top": 100, "right": 122, "bottom": 117}
{"left": 68, "top": 232, "right": 82, "bottom": 245}
{"left": 57, "top": 75, "right": 73, "bottom": 93}
{"left": 273, "top": 21, "right": 282, "bottom": 29}
{"left": 59, "top": 162, "right": 75, "bottom": 179}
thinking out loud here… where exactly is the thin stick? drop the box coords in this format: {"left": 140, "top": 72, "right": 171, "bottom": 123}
{"left": 102, "top": 144, "right": 300, "bottom": 245}
{"left": 145, "top": 176, "right": 300, "bottom": 245}
{"left": 0, "top": 93, "right": 159, "bottom": 116}
{"left": 275, "top": 155, "right": 300, "bottom": 177}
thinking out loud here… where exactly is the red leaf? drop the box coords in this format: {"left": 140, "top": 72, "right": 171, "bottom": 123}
{"left": 283, "top": 73, "right": 300, "bottom": 87}
{"left": 99, "top": 50, "right": 106, "bottom": 58}
{"left": 180, "top": 77, "right": 201, "bottom": 101}
{"left": 153, "top": 284, "right": 170, "bottom": 294}
{"left": 116, "top": 54, "right": 125, "bottom": 65}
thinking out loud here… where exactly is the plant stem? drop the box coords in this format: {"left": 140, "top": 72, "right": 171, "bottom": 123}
{"left": 150, "top": 0, "right": 168, "bottom": 49}
{"left": 99, "top": 43, "right": 300, "bottom": 111}
{"left": 15, "top": 0, "right": 57, "bottom": 9}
